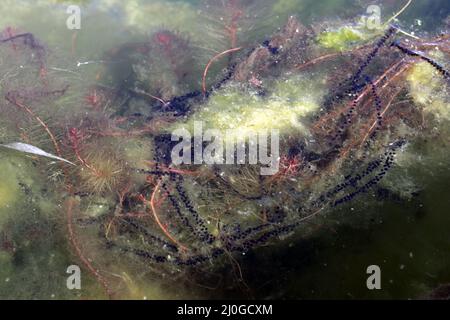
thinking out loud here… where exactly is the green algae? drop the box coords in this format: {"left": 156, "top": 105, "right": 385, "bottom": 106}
{"left": 407, "top": 57, "right": 450, "bottom": 120}
{"left": 317, "top": 25, "right": 369, "bottom": 51}
{"left": 0, "top": 163, "right": 20, "bottom": 215}
{"left": 0, "top": 156, "right": 77, "bottom": 299}
{"left": 0, "top": 0, "right": 449, "bottom": 301}
{"left": 172, "top": 74, "right": 325, "bottom": 142}
{"left": 0, "top": 157, "right": 35, "bottom": 226}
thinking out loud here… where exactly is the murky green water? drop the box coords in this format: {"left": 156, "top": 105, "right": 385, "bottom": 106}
{"left": 0, "top": 0, "right": 449, "bottom": 299}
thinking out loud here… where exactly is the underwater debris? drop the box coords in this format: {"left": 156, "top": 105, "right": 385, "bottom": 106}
{"left": 104, "top": 27, "right": 197, "bottom": 103}
{"left": 392, "top": 41, "right": 450, "bottom": 79}
{"left": 201, "top": 0, "right": 274, "bottom": 50}
{"left": 0, "top": 142, "right": 75, "bottom": 166}
{"left": 0, "top": 4, "right": 449, "bottom": 298}
{"left": 202, "top": 47, "right": 242, "bottom": 95}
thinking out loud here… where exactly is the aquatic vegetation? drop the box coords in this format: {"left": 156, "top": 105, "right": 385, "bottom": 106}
{"left": 102, "top": 0, "right": 199, "bottom": 34}
{"left": 407, "top": 59, "right": 449, "bottom": 120}
{"left": 77, "top": 148, "right": 124, "bottom": 194}
{"left": 0, "top": 142, "right": 75, "bottom": 165}
{"left": 173, "top": 75, "right": 323, "bottom": 139}
{"left": 0, "top": 0, "right": 449, "bottom": 300}
{"left": 0, "top": 163, "right": 20, "bottom": 213}
{"left": 201, "top": 0, "right": 274, "bottom": 49}
{"left": 317, "top": 25, "right": 369, "bottom": 51}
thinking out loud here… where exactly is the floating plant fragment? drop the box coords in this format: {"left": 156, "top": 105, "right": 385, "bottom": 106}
{"left": 317, "top": 25, "right": 369, "bottom": 51}
{"left": 0, "top": 142, "right": 75, "bottom": 166}
{"left": 0, "top": 0, "right": 449, "bottom": 300}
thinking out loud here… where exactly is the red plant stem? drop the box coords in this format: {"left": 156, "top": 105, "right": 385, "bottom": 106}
{"left": 295, "top": 44, "right": 374, "bottom": 71}
{"left": 358, "top": 64, "right": 413, "bottom": 147}
{"left": 144, "top": 161, "right": 200, "bottom": 176}
{"left": 97, "top": 118, "right": 175, "bottom": 137}
{"left": 5, "top": 27, "right": 17, "bottom": 51}
{"left": 1, "top": 33, "right": 47, "bottom": 76}
{"left": 225, "top": 0, "right": 243, "bottom": 48}
{"left": 6, "top": 94, "right": 62, "bottom": 158}
{"left": 313, "top": 59, "right": 405, "bottom": 132}
{"left": 140, "top": 183, "right": 171, "bottom": 210}
{"left": 359, "top": 88, "right": 402, "bottom": 147}
{"left": 66, "top": 198, "right": 114, "bottom": 299}
{"left": 68, "top": 128, "right": 87, "bottom": 165}
{"left": 163, "top": 167, "right": 198, "bottom": 176}
{"left": 295, "top": 52, "right": 342, "bottom": 71}
{"left": 131, "top": 88, "right": 167, "bottom": 106}
{"left": 352, "top": 59, "right": 405, "bottom": 106}
{"left": 63, "top": 138, "right": 113, "bottom": 298}
{"left": 202, "top": 47, "right": 242, "bottom": 95}
{"left": 71, "top": 31, "right": 78, "bottom": 56}
{"left": 17, "top": 118, "right": 115, "bottom": 298}
{"left": 150, "top": 179, "right": 188, "bottom": 252}
{"left": 68, "top": 128, "right": 100, "bottom": 175}
{"left": 5, "top": 78, "right": 113, "bottom": 300}
{"left": 303, "top": 60, "right": 412, "bottom": 188}
{"left": 339, "top": 62, "right": 412, "bottom": 159}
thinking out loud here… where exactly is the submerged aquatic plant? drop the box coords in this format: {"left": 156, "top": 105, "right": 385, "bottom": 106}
{"left": 0, "top": 3, "right": 449, "bottom": 298}
{"left": 0, "top": 142, "right": 75, "bottom": 165}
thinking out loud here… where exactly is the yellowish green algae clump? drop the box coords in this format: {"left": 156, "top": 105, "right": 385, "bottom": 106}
{"left": 0, "top": 161, "right": 21, "bottom": 224}
{"left": 173, "top": 75, "right": 324, "bottom": 142}
{"left": 317, "top": 26, "right": 368, "bottom": 51}
{"left": 407, "top": 57, "right": 450, "bottom": 120}
{"left": 0, "top": 153, "right": 55, "bottom": 226}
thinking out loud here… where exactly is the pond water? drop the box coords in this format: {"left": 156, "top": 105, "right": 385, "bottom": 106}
{"left": 0, "top": 0, "right": 449, "bottom": 300}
